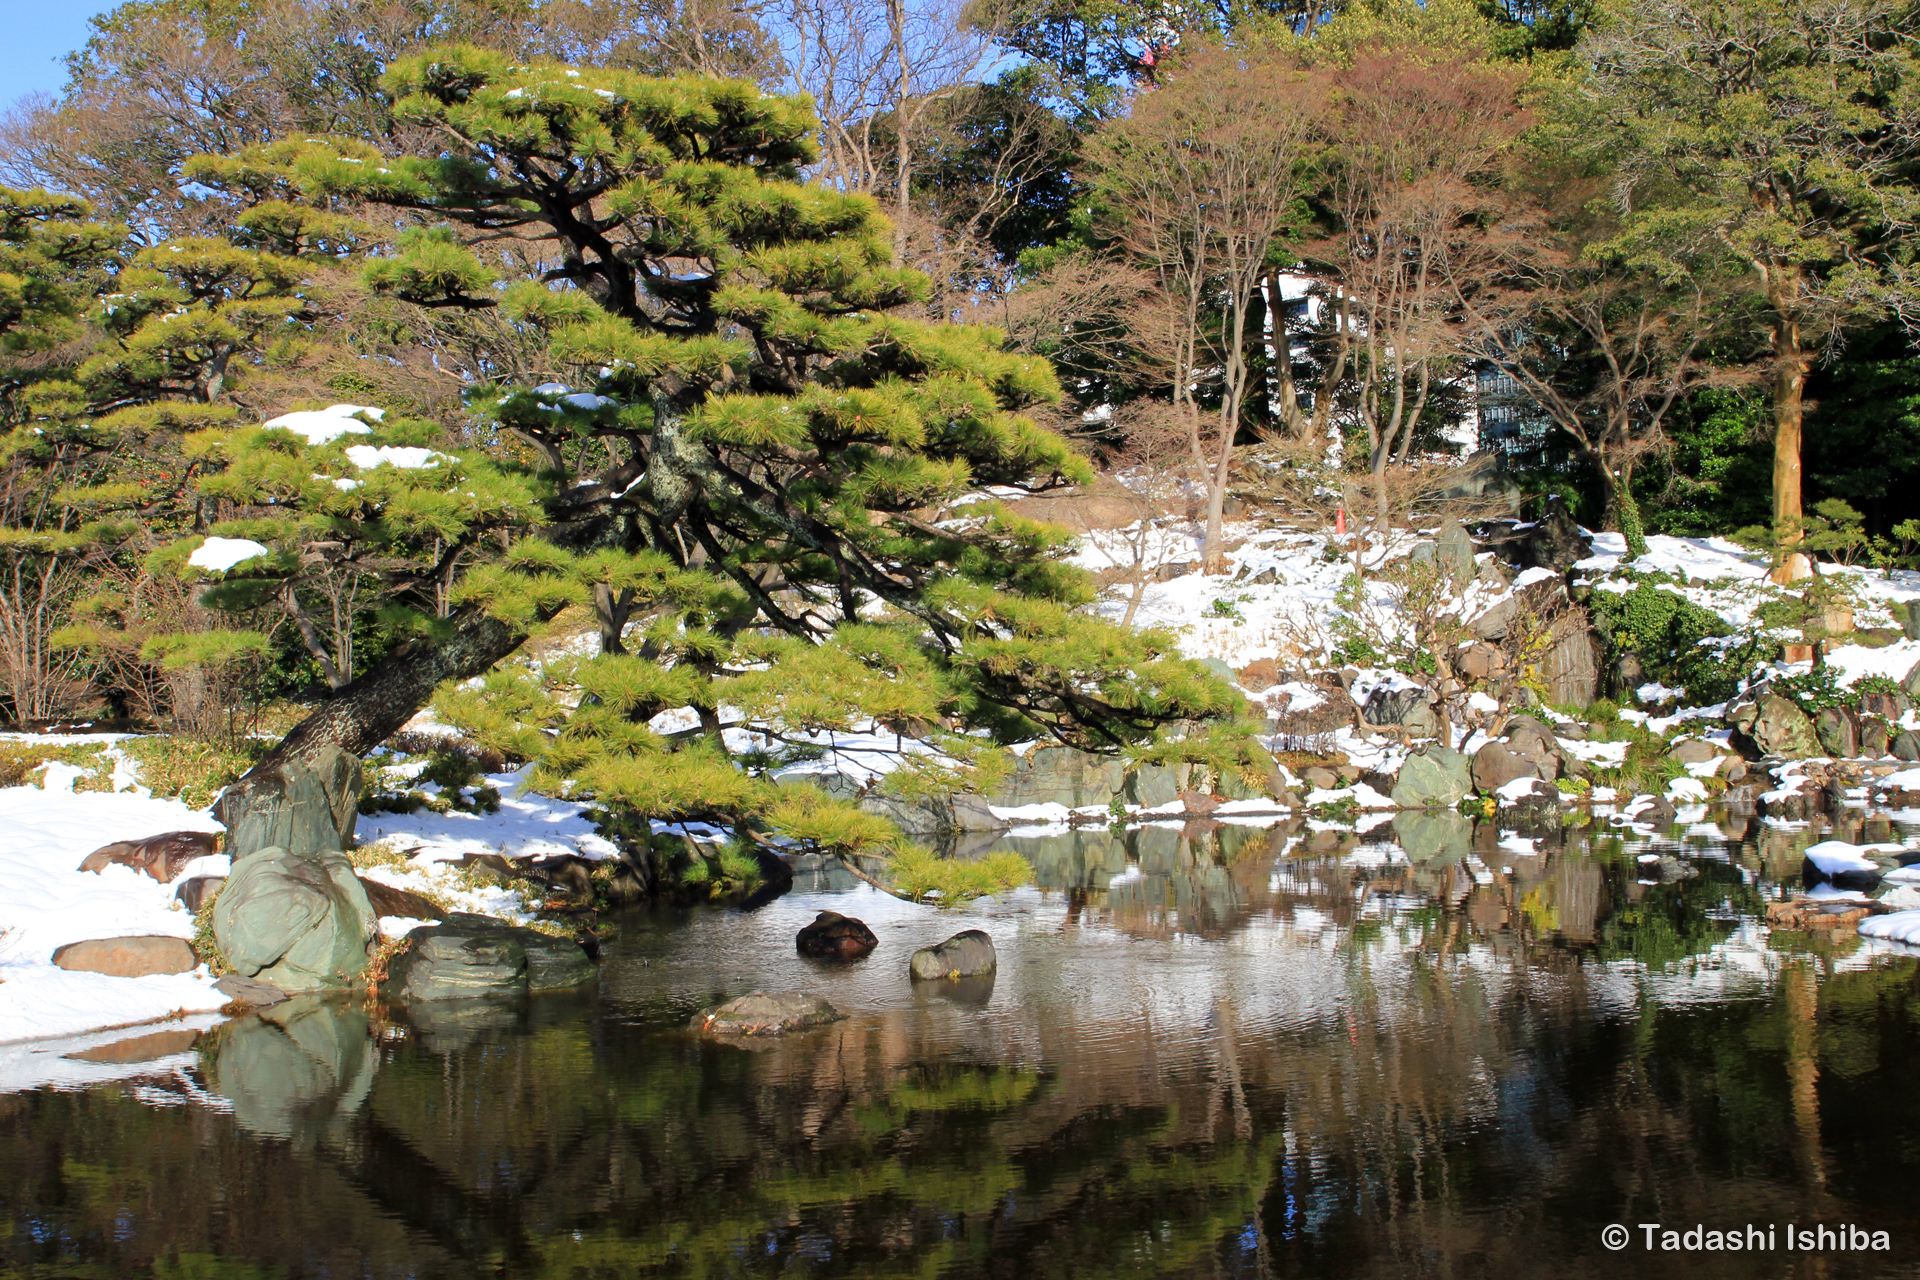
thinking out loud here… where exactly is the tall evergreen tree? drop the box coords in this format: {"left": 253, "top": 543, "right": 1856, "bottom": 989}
{"left": 179, "top": 51, "right": 1240, "bottom": 878}
{"left": 1577, "top": 0, "right": 1920, "bottom": 578}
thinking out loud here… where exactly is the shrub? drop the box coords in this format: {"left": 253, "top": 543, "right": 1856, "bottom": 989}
{"left": 0, "top": 741, "right": 110, "bottom": 788}
{"left": 122, "top": 735, "right": 266, "bottom": 809}
{"left": 1585, "top": 579, "right": 1753, "bottom": 703}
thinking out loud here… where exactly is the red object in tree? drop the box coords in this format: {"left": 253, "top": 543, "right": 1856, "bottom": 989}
{"left": 1335, "top": 506, "right": 1346, "bottom": 535}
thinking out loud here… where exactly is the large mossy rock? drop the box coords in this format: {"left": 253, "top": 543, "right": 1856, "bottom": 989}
{"left": 1470, "top": 742, "right": 1550, "bottom": 793}
{"left": 1390, "top": 747, "right": 1471, "bottom": 808}
{"left": 1815, "top": 706, "right": 1862, "bottom": 759}
{"left": 1730, "top": 694, "right": 1821, "bottom": 759}
{"left": 213, "top": 846, "right": 376, "bottom": 992}
{"left": 216, "top": 746, "right": 363, "bottom": 861}
{"left": 909, "top": 929, "right": 997, "bottom": 980}
{"left": 381, "top": 914, "right": 595, "bottom": 1002}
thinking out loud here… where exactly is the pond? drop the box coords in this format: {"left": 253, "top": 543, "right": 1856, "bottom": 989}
{"left": 7, "top": 813, "right": 1920, "bottom": 1279}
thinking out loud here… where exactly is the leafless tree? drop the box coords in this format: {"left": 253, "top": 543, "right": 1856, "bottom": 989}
{"left": 1300, "top": 49, "right": 1530, "bottom": 537}
{"left": 1085, "top": 42, "right": 1329, "bottom": 573}
{"left": 772, "top": 0, "right": 988, "bottom": 262}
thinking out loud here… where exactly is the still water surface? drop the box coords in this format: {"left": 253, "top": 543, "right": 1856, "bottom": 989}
{"left": 7, "top": 815, "right": 1920, "bottom": 1278}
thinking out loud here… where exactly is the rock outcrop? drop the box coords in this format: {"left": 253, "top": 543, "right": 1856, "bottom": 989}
{"left": 380, "top": 914, "right": 595, "bottom": 1001}
{"left": 215, "top": 746, "right": 362, "bottom": 861}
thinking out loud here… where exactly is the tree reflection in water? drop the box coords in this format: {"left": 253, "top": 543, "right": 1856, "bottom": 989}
{"left": 5, "top": 813, "right": 1920, "bottom": 1279}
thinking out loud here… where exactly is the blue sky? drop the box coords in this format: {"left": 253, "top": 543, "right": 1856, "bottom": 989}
{"left": 0, "top": 2, "right": 119, "bottom": 107}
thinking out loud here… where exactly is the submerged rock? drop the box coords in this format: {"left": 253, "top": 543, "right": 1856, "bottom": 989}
{"left": 691, "top": 991, "right": 844, "bottom": 1036}
{"left": 51, "top": 935, "right": 197, "bottom": 978}
{"left": 214, "top": 974, "right": 288, "bottom": 1008}
{"left": 213, "top": 845, "right": 376, "bottom": 992}
{"left": 909, "top": 929, "right": 997, "bottom": 981}
{"left": 76, "top": 830, "right": 218, "bottom": 883}
{"left": 795, "top": 911, "right": 878, "bottom": 960}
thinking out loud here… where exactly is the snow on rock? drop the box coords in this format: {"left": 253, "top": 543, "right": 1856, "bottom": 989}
{"left": 1495, "top": 776, "right": 1545, "bottom": 802}
{"left": 1802, "top": 840, "right": 1900, "bottom": 877}
{"left": 1667, "top": 777, "right": 1710, "bottom": 802}
{"left": 1860, "top": 910, "right": 1920, "bottom": 946}
{"left": 263, "top": 403, "right": 381, "bottom": 444}
{"left": 0, "top": 787, "right": 226, "bottom": 1044}
{"left": 187, "top": 537, "right": 269, "bottom": 572}
{"left": 343, "top": 444, "right": 447, "bottom": 470}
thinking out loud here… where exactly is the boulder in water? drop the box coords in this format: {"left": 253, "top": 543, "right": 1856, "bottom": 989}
{"left": 796, "top": 910, "right": 878, "bottom": 960}
{"left": 380, "top": 914, "right": 596, "bottom": 1001}
{"left": 1390, "top": 746, "right": 1471, "bottom": 808}
{"left": 691, "top": 990, "right": 844, "bottom": 1036}
{"left": 909, "top": 929, "right": 997, "bottom": 981}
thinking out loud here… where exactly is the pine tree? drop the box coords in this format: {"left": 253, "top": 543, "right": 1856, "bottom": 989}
{"left": 179, "top": 51, "right": 1242, "bottom": 887}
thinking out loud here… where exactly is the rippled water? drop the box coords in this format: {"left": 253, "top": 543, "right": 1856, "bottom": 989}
{"left": 8, "top": 813, "right": 1920, "bottom": 1278}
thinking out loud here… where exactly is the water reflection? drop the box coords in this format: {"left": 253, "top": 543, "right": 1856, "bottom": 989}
{"left": 5, "top": 815, "right": 1920, "bottom": 1278}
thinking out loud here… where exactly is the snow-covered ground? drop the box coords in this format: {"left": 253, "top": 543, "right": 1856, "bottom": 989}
{"left": 0, "top": 785, "right": 227, "bottom": 1044}
{"left": 0, "top": 755, "right": 619, "bottom": 1045}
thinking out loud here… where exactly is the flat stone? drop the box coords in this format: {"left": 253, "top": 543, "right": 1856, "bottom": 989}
{"left": 213, "top": 974, "right": 288, "bottom": 1007}
{"left": 691, "top": 991, "right": 844, "bottom": 1036}
{"left": 909, "top": 929, "right": 997, "bottom": 981}
{"left": 51, "top": 935, "right": 197, "bottom": 978}
{"left": 1668, "top": 738, "right": 1722, "bottom": 765}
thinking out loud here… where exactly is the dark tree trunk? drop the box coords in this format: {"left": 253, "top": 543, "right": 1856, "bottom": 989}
{"left": 242, "top": 613, "right": 527, "bottom": 777}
